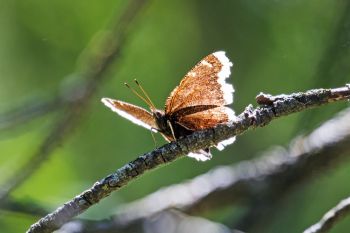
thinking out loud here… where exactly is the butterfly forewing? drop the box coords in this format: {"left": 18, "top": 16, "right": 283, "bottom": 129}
{"left": 164, "top": 51, "right": 236, "bottom": 154}
{"left": 165, "top": 51, "right": 234, "bottom": 115}
{"left": 101, "top": 98, "right": 158, "bottom": 132}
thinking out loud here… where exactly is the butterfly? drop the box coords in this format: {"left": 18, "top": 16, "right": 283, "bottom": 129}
{"left": 101, "top": 51, "right": 236, "bottom": 161}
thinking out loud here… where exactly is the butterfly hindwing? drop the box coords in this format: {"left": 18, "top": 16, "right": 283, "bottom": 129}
{"left": 176, "top": 106, "right": 236, "bottom": 130}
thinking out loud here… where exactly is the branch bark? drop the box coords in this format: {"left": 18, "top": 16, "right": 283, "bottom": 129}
{"left": 26, "top": 85, "right": 350, "bottom": 233}
{"left": 303, "top": 196, "right": 350, "bottom": 233}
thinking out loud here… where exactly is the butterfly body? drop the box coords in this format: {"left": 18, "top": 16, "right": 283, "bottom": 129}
{"left": 151, "top": 109, "right": 171, "bottom": 138}
{"left": 102, "top": 51, "right": 236, "bottom": 161}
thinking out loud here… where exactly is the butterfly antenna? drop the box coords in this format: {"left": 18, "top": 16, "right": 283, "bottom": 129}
{"left": 124, "top": 82, "right": 153, "bottom": 108}
{"left": 134, "top": 79, "right": 156, "bottom": 110}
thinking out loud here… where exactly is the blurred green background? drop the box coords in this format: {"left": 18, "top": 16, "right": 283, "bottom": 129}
{"left": 1, "top": 0, "right": 350, "bottom": 232}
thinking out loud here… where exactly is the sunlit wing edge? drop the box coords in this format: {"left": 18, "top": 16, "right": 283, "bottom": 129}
{"left": 216, "top": 136, "right": 236, "bottom": 151}
{"left": 188, "top": 151, "right": 212, "bottom": 161}
{"left": 213, "top": 51, "right": 234, "bottom": 105}
{"left": 101, "top": 98, "right": 158, "bottom": 132}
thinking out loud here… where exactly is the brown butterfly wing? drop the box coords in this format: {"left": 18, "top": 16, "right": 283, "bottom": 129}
{"left": 165, "top": 51, "right": 236, "bottom": 154}
{"left": 165, "top": 51, "right": 234, "bottom": 115}
{"left": 176, "top": 106, "right": 237, "bottom": 152}
{"left": 176, "top": 106, "right": 236, "bottom": 130}
{"left": 101, "top": 98, "right": 158, "bottom": 131}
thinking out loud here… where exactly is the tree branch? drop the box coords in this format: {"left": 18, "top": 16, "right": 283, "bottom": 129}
{"left": 26, "top": 85, "right": 350, "bottom": 233}
{"left": 303, "top": 196, "right": 350, "bottom": 233}
{"left": 63, "top": 103, "right": 350, "bottom": 232}
{"left": 0, "top": 0, "right": 149, "bottom": 202}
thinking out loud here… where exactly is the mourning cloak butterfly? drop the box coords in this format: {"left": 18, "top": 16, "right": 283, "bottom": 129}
{"left": 102, "top": 51, "right": 236, "bottom": 161}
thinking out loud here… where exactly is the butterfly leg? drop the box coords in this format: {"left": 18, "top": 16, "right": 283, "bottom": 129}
{"left": 150, "top": 128, "right": 158, "bottom": 147}
{"left": 167, "top": 120, "right": 177, "bottom": 141}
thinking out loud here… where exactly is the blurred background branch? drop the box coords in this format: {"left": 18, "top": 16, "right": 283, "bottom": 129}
{"left": 303, "top": 196, "right": 350, "bottom": 233}
{"left": 58, "top": 210, "right": 243, "bottom": 233}
{"left": 0, "top": 197, "right": 47, "bottom": 217}
{"left": 0, "top": 96, "right": 61, "bottom": 132}
{"left": 0, "top": 0, "right": 149, "bottom": 203}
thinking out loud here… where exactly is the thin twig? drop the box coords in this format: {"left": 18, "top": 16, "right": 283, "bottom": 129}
{"left": 27, "top": 85, "right": 350, "bottom": 233}
{"left": 303, "top": 196, "right": 350, "bottom": 233}
{"left": 0, "top": 0, "right": 148, "bottom": 202}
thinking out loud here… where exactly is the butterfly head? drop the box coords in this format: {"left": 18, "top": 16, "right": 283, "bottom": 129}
{"left": 152, "top": 109, "right": 167, "bottom": 132}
